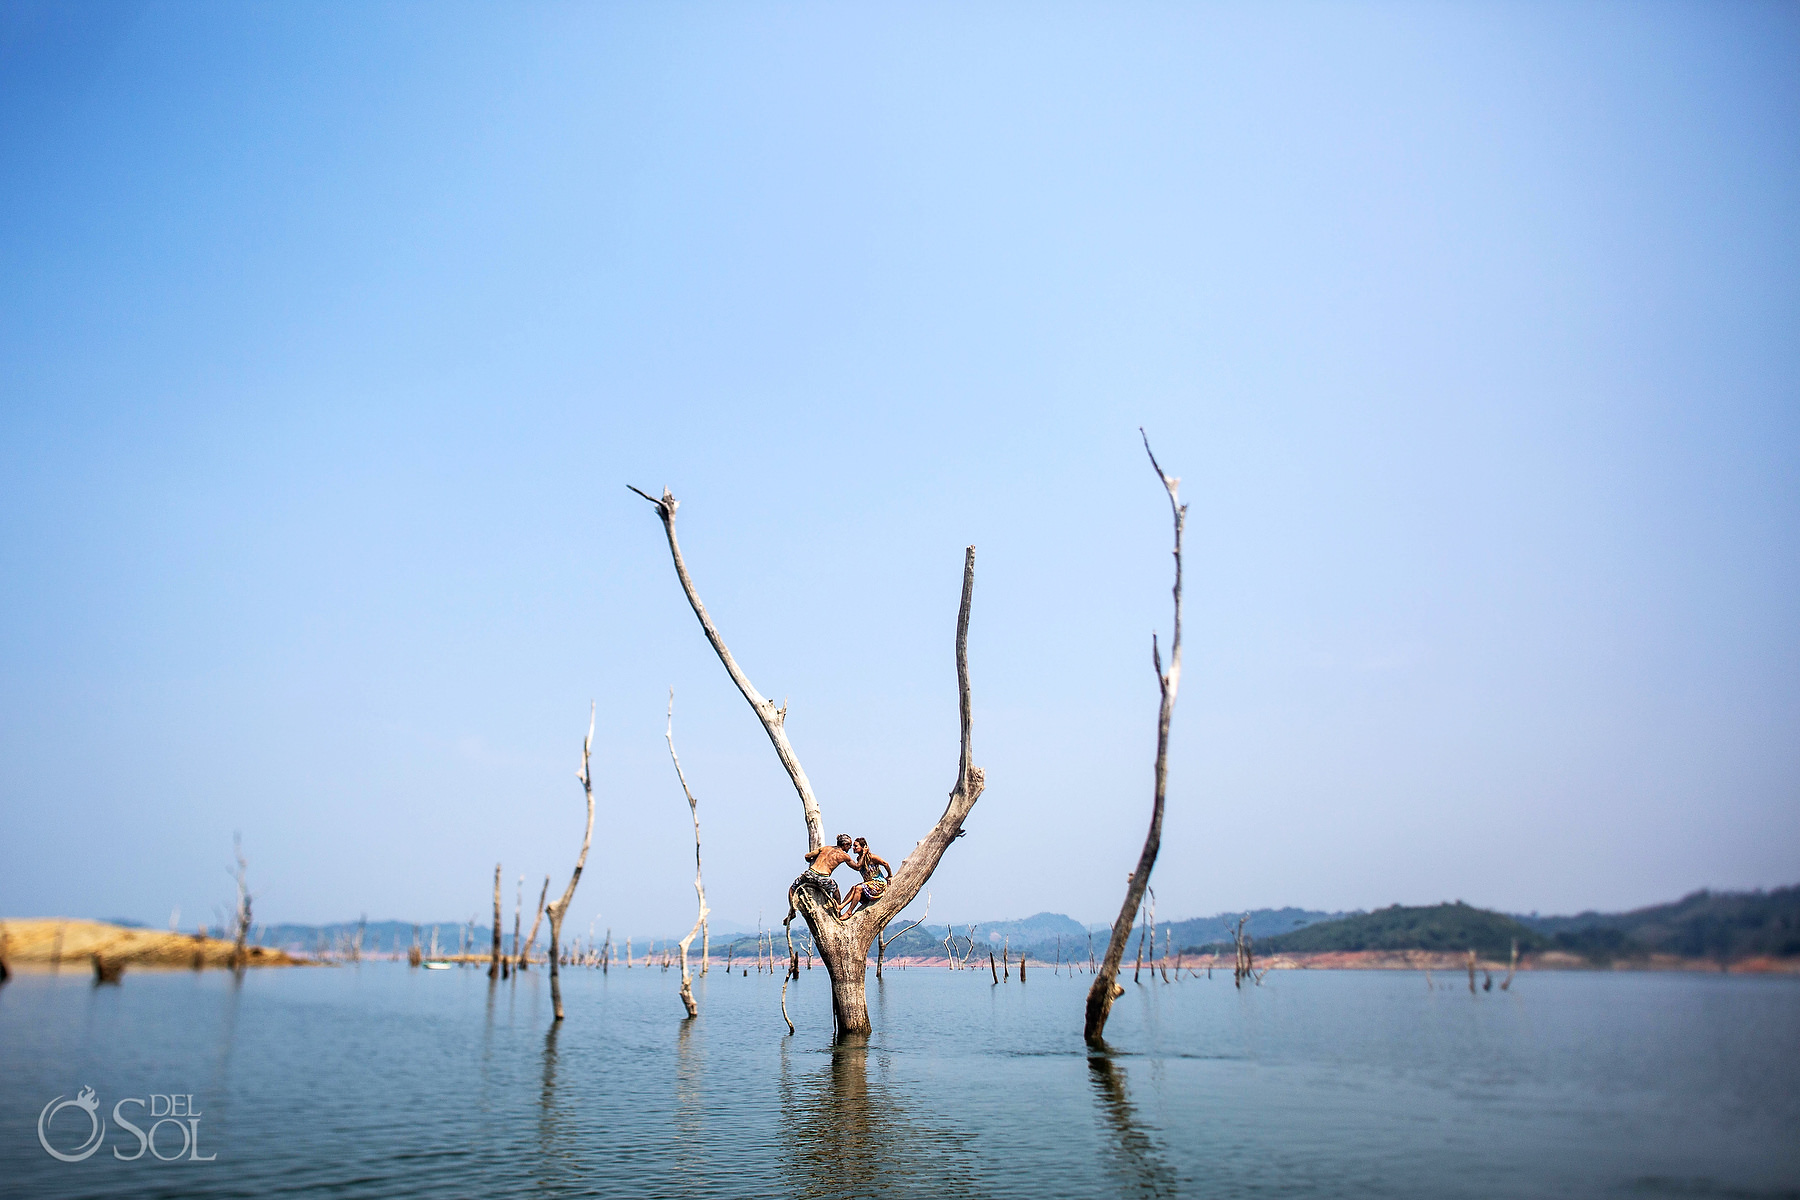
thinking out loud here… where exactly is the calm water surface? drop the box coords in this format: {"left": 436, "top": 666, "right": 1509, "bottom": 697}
{"left": 2, "top": 962, "right": 1797, "bottom": 1198}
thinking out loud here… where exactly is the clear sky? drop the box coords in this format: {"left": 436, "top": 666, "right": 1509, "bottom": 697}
{"left": 2, "top": 2, "right": 1796, "bottom": 935}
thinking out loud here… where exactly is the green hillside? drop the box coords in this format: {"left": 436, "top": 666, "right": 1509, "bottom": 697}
{"left": 1255, "top": 903, "right": 1542, "bottom": 960}
{"left": 1522, "top": 887, "right": 1800, "bottom": 962}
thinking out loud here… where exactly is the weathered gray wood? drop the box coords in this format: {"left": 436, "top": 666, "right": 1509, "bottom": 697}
{"left": 545, "top": 705, "right": 597, "bottom": 1021}
{"left": 1085, "top": 432, "right": 1187, "bottom": 1046}
{"left": 666, "top": 689, "right": 710, "bottom": 1019}
{"left": 489, "top": 864, "right": 503, "bottom": 979}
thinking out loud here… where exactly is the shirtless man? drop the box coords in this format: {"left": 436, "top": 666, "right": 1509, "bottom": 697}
{"left": 786, "top": 833, "right": 857, "bottom": 923}
{"left": 837, "top": 837, "right": 892, "bottom": 919}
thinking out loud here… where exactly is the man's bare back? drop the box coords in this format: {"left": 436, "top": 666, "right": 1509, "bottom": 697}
{"left": 804, "top": 839, "right": 858, "bottom": 875}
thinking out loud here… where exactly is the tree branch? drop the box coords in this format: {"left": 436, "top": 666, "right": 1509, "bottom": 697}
{"left": 856, "top": 546, "right": 981, "bottom": 930}
{"left": 631, "top": 485, "right": 825, "bottom": 852}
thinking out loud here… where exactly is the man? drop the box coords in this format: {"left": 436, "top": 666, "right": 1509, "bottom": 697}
{"left": 838, "top": 838, "right": 891, "bottom": 919}
{"left": 786, "top": 833, "right": 857, "bottom": 924}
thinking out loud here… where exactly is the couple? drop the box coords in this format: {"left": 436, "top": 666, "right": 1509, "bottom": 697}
{"left": 790, "top": 833, "right": 890, "bottom": 922}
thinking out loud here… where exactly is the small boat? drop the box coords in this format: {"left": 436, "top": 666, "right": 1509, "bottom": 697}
{"left": 423, "top": 961, "right": 453, "bottom": 970}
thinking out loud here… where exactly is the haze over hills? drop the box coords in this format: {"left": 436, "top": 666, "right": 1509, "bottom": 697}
{"left": 69, "top": 886, "right": 1797, "bottom": 966}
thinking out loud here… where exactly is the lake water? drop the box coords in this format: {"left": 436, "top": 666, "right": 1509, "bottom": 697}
{"left": 2, "top": 962, "right": 1797, "bottom": 1198}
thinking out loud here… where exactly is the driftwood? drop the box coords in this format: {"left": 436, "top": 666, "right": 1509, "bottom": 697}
{"left": 544, "top": 705, "right": 598, "bottom": 1021}
{"left": 1085, "top": 434, "right": 1186, "bottom": 1047}
{"left": 665, "top": 689, "right": 711, "bottom": 1019}
{"left": 634, "top": 485, "right": 984, "bottom": 1036}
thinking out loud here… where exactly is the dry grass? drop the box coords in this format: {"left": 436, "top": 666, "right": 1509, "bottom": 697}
{"left": 0, "top": 918, "right": 303, "bottom": 969}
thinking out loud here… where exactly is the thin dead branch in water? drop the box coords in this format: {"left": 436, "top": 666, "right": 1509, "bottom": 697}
{"left": 521, "top": 877, "right": 548, "bottom": 971}
{"left": 1466, "top": 949, "right": 1477, "bottom": 995}
{"left": 877, "top": 891, "right": 929, "bottom": 980}
{"left": 1501, "top": 938, "right": 1518, "bottom": 990}
{"left": 228, "top": 835, "right": 253, "bottom": 972}
{"left": 489, "top": 864, "right": 503, "bottom": 979}
{"left": 544, "top": 704, "right": 597, "bottom": 1021}
{"left": 666, "top": 689, "right": 711, "bottom": 1019}
{"left": 1085, "top": 432, "right": 1186, "bottom": 1048}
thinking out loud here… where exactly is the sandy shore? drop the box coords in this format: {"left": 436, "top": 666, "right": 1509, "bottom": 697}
{"left": 0, "top": 918, "right": 304, "bottom": 970}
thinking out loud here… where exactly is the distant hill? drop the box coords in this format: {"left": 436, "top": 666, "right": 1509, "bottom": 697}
{"left": 1166, "top": 909, "right": 1343, "bottom": 954}
{"left": 1520, "top": 887, "right": 1800, "bottom": 963}
{"left": 1255, "top": 903, "right": 1542, "bottom": 960}
{"left": 1237, "top": 888, "right": 1800, "bottom": 965}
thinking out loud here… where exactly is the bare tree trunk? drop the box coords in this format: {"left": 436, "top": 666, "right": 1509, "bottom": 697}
{"left": 1466, "top": 949, "right": 1477, "bottom": 995}
{"left": 230, "top": 834, "right": 253, "bottom": 972}
{"left": 520, "top": 877, "right": 548, "bottom": 971}
{"left": 545, "top": 705, "right": 598, "bottom": 1021}
{"left": 634, "top": 485, "right": 985, "bottom": 1037}
{"left": 666, "top": 689, "right": 710, "bottom": 1019}
{"left": 877, "top": 891, "right": 930, "bottom": 982}
{"left": 1501, "top": 938, "right": 1517, "bottom": 990}
{"left": 1085, "top": 434, "right": 1186, "bottom": 1048}
{"left": 489, "top": 864, "right": 503, "bottom": 979}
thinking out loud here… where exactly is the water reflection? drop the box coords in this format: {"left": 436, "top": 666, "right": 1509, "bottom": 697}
{"left": 1087, "top": 1055, "right": 1176, "bottom": 1198}
{"left": 534, "top": 1023, "right": 583, "bottom": 1192}
{"left": 778, "top": 1037, "right": 980, "bottom": 1199}
{"left": 675, "top": 1018, "right": 710, "bottom": 1189}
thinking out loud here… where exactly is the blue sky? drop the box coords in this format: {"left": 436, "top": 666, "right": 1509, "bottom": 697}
{"left": 2, "top": 1, "right": 1796, "bottom": 933}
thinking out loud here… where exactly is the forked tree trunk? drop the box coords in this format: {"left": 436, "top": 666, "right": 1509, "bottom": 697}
{"left": 634, "top": 485, "right": 983, "bottom": 1036}
{"left": 544, "top": 705, "right": 597, "bottom": 1021}
{"left": 1085, "top": 434, "right": 1187, "bottom": 1047}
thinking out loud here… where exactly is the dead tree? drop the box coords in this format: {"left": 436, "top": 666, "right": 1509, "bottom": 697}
{"left": 1466, "top": 948, "right": 1477, "bottom": 995}
{"left": 633, "top": 485, "right": 985, "bottom": 1037}
{"left": 1085, "top": 434, "right": 1186, "bottom": 1047}
{"left": 544, "top": 704, "right": 598, "bottom": 1021}
{"left": 520, "top": 876, "right": 548, "bottom": 970}
{"left": 1501, "top": 938, "right": 1518, "bottom": 990}
{"left": 665, "top": 689, "right": 711, "bottom": 1019}
{"left": 1230, "top": 913, "right": 1251, "bottom": 987}
{"left": 229, "top": 834, "right": 254, "bottom": 971}
{"left": 511, "top": 877, "right": 525, "bottom": 978}
{"left": 877, "top": 891, "right": 930, "bottom": 981}
{"left": 489, "top": 864, "right": 503, "bottom": 979}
